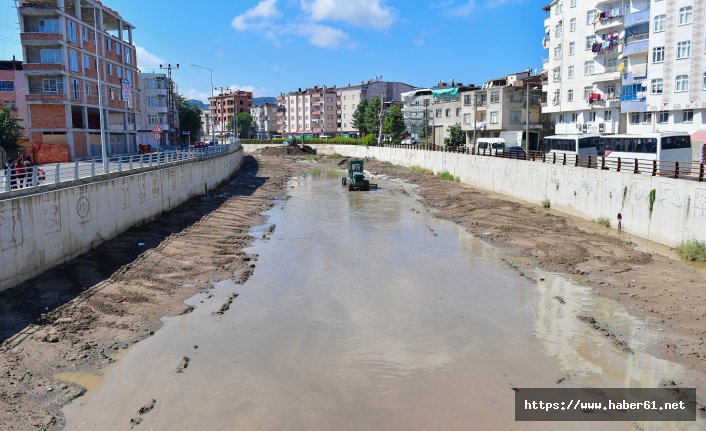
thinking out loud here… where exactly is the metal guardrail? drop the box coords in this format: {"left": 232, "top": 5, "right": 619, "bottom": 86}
{"left": 1, "top": 144, "right": 235, "bottom": 194}
{"left": 377, "top": 143, "right": 706, "bottom": 182}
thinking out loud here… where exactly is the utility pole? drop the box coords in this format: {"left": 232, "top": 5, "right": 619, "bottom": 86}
{"left": 160, "top": 63, "right": 180, "bottom": 147}
{"left": 377, "top": 95, "right": 385, "bottom": 146}
{"left": 472, "top": 92, "right": 478, "bottom": 150}
{"left": 92, "top": 4, "right": 107, "bottom": 171}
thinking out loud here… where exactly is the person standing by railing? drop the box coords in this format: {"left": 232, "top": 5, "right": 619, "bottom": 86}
{"left": 13, "top": 155, "right": 27, "bottom": 189}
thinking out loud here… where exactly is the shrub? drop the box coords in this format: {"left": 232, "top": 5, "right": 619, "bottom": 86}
{"left": 360, "top": 134, "right": 376, "bottom": 146}
{"left": 595, "top": 217, "right": 611, "bottom": 228}
{"left": 541, "top": 199, "right": 551, "bottom": 209}
{"left": 410, "top": 166, "right": 433, "bottom": 175}
{"left": 438, "top": 171, "right": 454, "bottom": 181}
{"left": 676, "top": 240, "right": 706, "bottom": 262}
{"left": 648, "top": 189, "right": 656, "bottom": 216}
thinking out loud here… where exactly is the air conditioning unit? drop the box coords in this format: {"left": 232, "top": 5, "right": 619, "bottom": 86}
{"left": 576, "top": 122, "right": 582, "bottom": 130}
{"left": 582, "top": 124, "right": 588, "bottom": 133}
{"left": 599, "top": 123, "right": 605, "bottom": 133}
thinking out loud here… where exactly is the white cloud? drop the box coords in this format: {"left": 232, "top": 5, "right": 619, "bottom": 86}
{"left": 231, "top": 0, "right": 281, "bottom": 31}
{"left": 135, "top": 45, "right": 165, "bottom": 72}
{"left": 300, "top": 0, "right": 396, "bottom": 30}
{"left": 226, "top": 84, "right": 275, "bottom": 97}
{"left": 183, "top": 88, "right": 211, "bottom": 103}
{"left": 435, "top": 0, "right": 477, "bottom": 17}
{"left": 296, "top": 23, "right": 355, "bottom": 49}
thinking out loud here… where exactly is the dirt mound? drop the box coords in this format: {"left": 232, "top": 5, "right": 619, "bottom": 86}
{"left": 254, "top": 145, "right": 313, "bottom": 156}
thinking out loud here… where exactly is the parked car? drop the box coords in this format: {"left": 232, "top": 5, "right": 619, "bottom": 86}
{"left": 401, "top": 137, "right": 419, "bottom": 145}
{"left": 501, "top": 146, "right": 526, "bottom": 159}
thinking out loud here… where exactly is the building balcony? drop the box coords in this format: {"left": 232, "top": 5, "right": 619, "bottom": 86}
{"left": 624, "top": 35, "right": 649, "bottom": 55}
{"left": 621, "top": 72, "right": 646, "bottom": 85}
{"left": 20, "top": 32, "right": 63, "bottom": 44}
{"left": 620, "top": 99, "right": 647, "bottom": 113}
{"left": 591, "top": 98, "right": 620, "bottom": 108}
{"left": 311, "top": 110, "right": 322, "bottom": 116}
{"left": 26, "top": 93, "right": 68, "bottom": 103}
{"left": 593, "top": 69, "right": 621, "bottom": 82}
{"left": 624, "top": 9, "right": 650, "bottom": 27}
{"left": 594, "top": 15, "right": 623, "bottom": 32}
{"left": 23, "top": 62, "right": 65, "bottom": 72}
{"left": 594, "top": 43, "right": 622, "bottom": 57}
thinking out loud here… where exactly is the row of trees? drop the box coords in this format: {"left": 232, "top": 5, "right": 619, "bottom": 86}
{"left": 0, "top": 106, "right": 24, "bottom": 159}
{"left": 351, "top": 96, "right": 406, "bottom": 143}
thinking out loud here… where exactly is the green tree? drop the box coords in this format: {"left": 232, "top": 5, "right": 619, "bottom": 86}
{"left": 352, "top": 99, "right": 369, "bottom": 136}
{"left": 0, "top": 106, "right": 24, "bottom": 157}
{"left": 444, "top": 123, "right": 465, "bottom": 147}
{"left": 227, "top": 112, "right": 253, "bottom": 138}
{"left": 383, "top": 105, "right": 406, "bottom": 143}
{"left": 176, "top": 95, "right": 202, "bottom": 143}
{"left": 364, "top": 96, "right": 381, "bottom": 139}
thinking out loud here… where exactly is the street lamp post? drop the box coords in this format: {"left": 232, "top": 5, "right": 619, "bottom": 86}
{"left": 190, "top": 64, "right": 215, "bottom": 145}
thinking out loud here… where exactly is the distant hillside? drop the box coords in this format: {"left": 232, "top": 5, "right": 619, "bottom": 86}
{"left": 253, "top": 97, "right": 276, "bottom": 106}
{"left": 187, "top": 99, "right": 208, "bottom": 110}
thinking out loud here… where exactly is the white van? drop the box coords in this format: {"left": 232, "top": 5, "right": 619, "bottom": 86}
{"left": 474, "top": 138, "right": 506, "bottom": 155}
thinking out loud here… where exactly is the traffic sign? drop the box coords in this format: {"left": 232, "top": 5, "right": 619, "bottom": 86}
{"left": 153, "top": 133, "right": 161, "bottom": 141}
{"left": 152, "top": 124, "right": 163, "bottom": 133}
{"left": 181, "top": 131, "right": 190, "bottom": 135}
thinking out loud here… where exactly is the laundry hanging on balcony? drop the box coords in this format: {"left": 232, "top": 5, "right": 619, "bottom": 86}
{"left": 588, "top": 92, "right": 603, "bottom": 103}
{"left": 596, "top": 7, "right": 622, "bottom": 22}
{"left": 591, "top": 32, "right": 619, "bottom": 52}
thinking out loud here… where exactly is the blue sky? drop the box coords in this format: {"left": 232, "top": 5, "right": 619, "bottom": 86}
{"left": 0, "top": 0, "right": 545, "bottom": 101}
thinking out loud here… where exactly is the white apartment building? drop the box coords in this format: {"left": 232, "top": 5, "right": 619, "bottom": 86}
{"left": 542, "top": 0, "right": 625, "bottom": 135}
{"left": 137, "top": 73, "right": 171, "bottom": 146}
{"left": 543, "top": 0, "right": 706, "bottom": 152}
{"left": 278, "top": 86, "right": 338, "bottom": 136}
{"left": 250, "top": 102, "right": 278, "bottom": 139}
{"left": 337, "top": 80, "right": 416, "bottom": 137}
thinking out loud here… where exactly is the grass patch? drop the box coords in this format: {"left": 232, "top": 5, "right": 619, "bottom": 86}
{"left": 410, "top": 166, "right": 433, "bottom": 175}
{"left": 648, "top": 189, "right": 656, "bottom": 216}
{"left": 676, "top": 240, "right": 706, "bottom": 262}
{"left": 438, "top": 171, "right": 454, "bottom": 181}
{"left": 595, "top": 217, "right": 611, "bottom": 228}
{"left": 541, "top": 199, "right": 551, "bottom": 209}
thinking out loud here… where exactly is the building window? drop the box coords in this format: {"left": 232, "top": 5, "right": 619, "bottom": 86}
{"left": 552, "top": 90, "right": 560, "bottom": 104}
{"left": 510, "top": 111, "right": 521, "bottom": 123}
{"left": 651, "top": 79, "right": 663, "bottom": 94}
{"left": 455, "top": 107, "right": 461, "bottom": 116}
{"left": 652, "top": 46, "right": 665, "bottom": 63}
{"left": 642, "top": 113, "right": 652, "bottom": 124}
{"left": 585, "top": 35, "right": 596, "bottom": 50}
{"left": 559, "top": 114, "right": 565, "bottom": 123}
{"left": 569, "top": 41, "right": 575, "bottom": 55}
{"left": 568, "top": 65, "right": 574, "bottom": 79}
{"left": 490, "top": 91, "right": 500, "bottom": 103}
{"left": 675, "top": 75, "right": 689, "bottom": 92}
{"left": 571, "top": 113, "right": 579, "bottom": 122}
{"left": 124, "top": 47, "right": 132, "bottom": 65}
{"left": 584, "top": 60, "right": 595, "bottom": 76}
{"left": 586, "top": 9, "right": 596, "bottom": 25}
{"left": 125, "top": 71, "right": 132, "bottom": 85}
{"left": 604, "top": 110, "right": 612, "bottom": 121}
{"left": 445, "top": 109, "right": 451, "bottom": 117}
{"left": 0, "top": 81, "right": 15, "bottom": 92}
{"left": 683, "top": 110, "right": 694, "bottom": 123}
{"left": 605, "top": 57, "right": 618, "bottom": 70}
{"left": 567, "top": 89, "right": 574, "bottom": 102}
{"left": 38, "top": 18, "right": 59, "bottom": 33}
{"left": 676, "top": 41, "right": 691, "bottom": 59}
{"left": 82, "top": 26, "right": 90, "bottom": 41}
{"left": 108, "top": 63, "right": 113, "bottom": 75}
{"left": 570, "top": 0, "right": 576, "bottom": 7}
{"left": 116, "top": 66, "right": 122, "bottom": 79}
{"left": 83, "top": 53, "right": 90, "bottom": 69}
{"left": 490, "top": 111, "right": 499, "bottom": 124}
{"left": 71, "top": 78, "right": 80, "bottom": 100}
{"left": 554, "top": 44, "right": 562, "bottom": 59}
{"left": 658, "top": 111, "right": 669, "bottom": 123}
{"left": 630, "top": 113, "right": 640, "bottom": 124}
{"left": 569, "top": 18, "right": 576, "bottom": 32}
{"left": 589, "top": 111, "right": 597, "bottom": 122}
{"left": 85, "top": 82, "right": 92, "bottom": 96}
{"left": 678, "top": 6, "right": 693, "bottom": 25}
{"left": 115, "top": 43, "right": 121, "bottom": 55}
{"left": 583, "top": 86, "right": 591, "bottom": 100}
{"left": 69, "top": 49, "right": 79, "bottom": 72}
{"left": 435, "top": 109, "right": 441, "bottom": 118}
{"left": 703, "top": 72, "right": 706, "bottom": 90}
{"left": 553, "top": 67, "right": 561, "bottom": 82}
{"left": 42, "top": 78, "right": 63, "bottom": 94}
{"left": 654, "top": 14, "right": 666, "bottom": 32}
{"left": 40, "top": 48, "right": 61, "bottom": 64}
{"left": 109, "top": 88, "right": 115, "bottom": 100}
{"left": 106, "top": 38, "right": 112, "bottom": 51}
{"left": 555, "top": 21, "right": 563, "bottom": 38}
{"left": 67, "top": 20, "right": 77, "bottom": 43}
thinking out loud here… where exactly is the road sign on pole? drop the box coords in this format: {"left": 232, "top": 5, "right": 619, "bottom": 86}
{"left": 153, "top": 133, "right": 161, "bottom": 141}
{"left": 152, "top": 124, "right": 163, "bottom": 134}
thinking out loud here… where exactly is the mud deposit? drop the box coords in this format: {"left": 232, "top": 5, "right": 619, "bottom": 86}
{"left": 0, "top": 155, "right": 303, "bottom": 430}
{"left": 61, "top": 166, "right": 699, "bottom": 430}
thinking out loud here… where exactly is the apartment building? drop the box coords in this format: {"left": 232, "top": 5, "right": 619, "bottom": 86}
{"left": 542, "top": 0, "right": 706, "bottom": 149}
{"left": 17, "top": 0, "right": 140, "bottom": 159}
{"left": 461, "top": 72, "right": 549, "bottom": 148}
{"left": 623, "top": 0, "right": 705, "bottom": 138}
{"left": 0, "top": 58, "right": 27, "bottom": 135}
{"left": 277, "top": 86, "right": 338, "bottom": 137}
{"left": 250, "top": 102, "right": 277, "bottom": 139}
{"left": 542, "top": 0, "right": 624, "bottom": 135}
{"left": 137, "top": 73, "right": 174, "bottom": 146}
{"left": 337, "top": 80, "right": 416, "bottom": 137}
{"left": 401, "top": 88, "right": 432, "bottom": 138}
{"left": 209, "top": 89, "right": 252, "bottom": 139}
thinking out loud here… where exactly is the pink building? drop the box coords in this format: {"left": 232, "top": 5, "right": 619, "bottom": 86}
{"left": 0, "top": 58, "right": 28, "bottom": 135}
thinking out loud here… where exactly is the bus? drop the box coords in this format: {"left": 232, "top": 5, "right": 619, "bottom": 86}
{"left": 541, "top": 134, "right": 601, "bottom": 157}
{"left": 599, "top": 132, "right": 692, "bottom": 173}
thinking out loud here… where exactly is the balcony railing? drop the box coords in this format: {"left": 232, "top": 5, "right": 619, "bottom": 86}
{"left": 624, "top": 9, "right": 650, "bottom": 27}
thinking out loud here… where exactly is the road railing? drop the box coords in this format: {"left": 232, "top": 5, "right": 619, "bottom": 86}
{"left": 378, "top": 143, "right": 705, "bottom": 182}
{"left": 1, "top": 144, "right": 235, "bottom": 194}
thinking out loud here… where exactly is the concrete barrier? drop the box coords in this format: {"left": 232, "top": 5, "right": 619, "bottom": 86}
{"left": 0, "top": 147, "right": 244, "bottom": 291}
{"left": 244, "top": 143, "right": 705, "bottom": 247}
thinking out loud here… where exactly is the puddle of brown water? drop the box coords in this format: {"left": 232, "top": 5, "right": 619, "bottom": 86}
{"left": 61, "top": 168, "right": 699, "bottom": 431}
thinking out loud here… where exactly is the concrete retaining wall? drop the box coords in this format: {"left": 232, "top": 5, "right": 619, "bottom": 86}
{"left": 0, "top": 147, "right": 244, "bottom": 291}
{"left": 244, "top": 143, "right": 705, "bottom": 247}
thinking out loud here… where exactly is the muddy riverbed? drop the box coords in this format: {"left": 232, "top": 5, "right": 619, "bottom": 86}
{"left": 61, "top": 164, "right": 702, "bottom": 430}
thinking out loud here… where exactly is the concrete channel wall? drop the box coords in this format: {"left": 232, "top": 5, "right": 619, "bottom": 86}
{"left": 0, "top": 147, "right": 244, "bottom": 292}
{"left": 244, "top": 143, "right": 706, "bottom": 247}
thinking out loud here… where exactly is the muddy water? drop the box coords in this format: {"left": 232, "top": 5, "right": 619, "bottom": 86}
{"left": 62, "top": 167, "right": 695, "bottom": 430}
